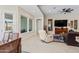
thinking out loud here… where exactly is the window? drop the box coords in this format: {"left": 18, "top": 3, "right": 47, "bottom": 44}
{"left": 29, "top": 19, "right": 32, "bottom": 31}
{"left": 5, "top": 20, "right": 13, "bottom": 31}
{"left": 4, "top": 13, "right": 13, "bottom": 20}
{"left": 21, "top": 16, "right": 27, "bottom": 33}
{"left": 4, "top": 13, "right": 13, "bottom": 32}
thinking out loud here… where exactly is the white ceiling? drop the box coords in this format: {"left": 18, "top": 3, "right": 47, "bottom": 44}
{"left": 39, "top": 5, "right": 79, "bottom": 17}
{"left": 20, "top": 5, "right": 79, "bottom": 18}
{"left": 20, "top": 5, "right": 43, "bottom": 18}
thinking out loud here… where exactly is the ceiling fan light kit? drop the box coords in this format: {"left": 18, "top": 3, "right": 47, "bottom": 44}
{"left": 61, "top": 8, "right": 74, "bottom": 14}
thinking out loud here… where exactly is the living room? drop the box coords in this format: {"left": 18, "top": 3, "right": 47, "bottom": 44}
{"left": 22, "top": 5, "right": 79, "bottom": 52}
{"left": 0, "top": 5, "right": 79, "bottom": 53}
{"left": 39, "top": 5, "right": 79, "bottom": 47}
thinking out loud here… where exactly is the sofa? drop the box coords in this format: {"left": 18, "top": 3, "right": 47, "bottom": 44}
{"left": 64, "top": 32, "right": 79, "bottom": 46}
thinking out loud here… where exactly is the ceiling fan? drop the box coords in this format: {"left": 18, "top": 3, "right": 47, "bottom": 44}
{"left": 59, "top": 8, "right": 74, "bottom": 14}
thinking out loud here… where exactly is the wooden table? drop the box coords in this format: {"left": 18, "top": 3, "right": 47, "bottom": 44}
{"left": 0, "top": 38, "right": 21, "bottom": 53}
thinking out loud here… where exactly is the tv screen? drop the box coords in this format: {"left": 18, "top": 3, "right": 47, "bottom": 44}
{"left": 55, "top": 20, "right": 67, "bottom": 27}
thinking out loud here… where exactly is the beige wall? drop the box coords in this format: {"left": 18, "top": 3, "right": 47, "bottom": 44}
{"left": 0, "top": 6, "right": 36, "bottom": 40}
{"left": 44, "top": 15, "right": 79, "bottom": 34}
{"left": 17, "top": 7, "right": 36, "bottom": 39}
{"left": 0, "top": 5, "right": 19, "bottom": 41}
{"left": 0, "top": 5, "right": 44, "bottom": 40}
{"left": 0, "top": 5, "right": 18, "bottom": 32}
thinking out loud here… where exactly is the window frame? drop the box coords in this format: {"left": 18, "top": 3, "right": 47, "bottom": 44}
{"left": 29, "top": 18, "right": 33, "bottom": 32}
{"left": 4, "top": 13, "right": 13, "bottom": 32}
{"left": 21, "top": 15, "right": 27, "bottom": 33}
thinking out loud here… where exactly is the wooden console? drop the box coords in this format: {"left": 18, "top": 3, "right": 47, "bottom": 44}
{"left": 0, "top": 38, "right": 21, "bottom": 53}
{"left": 55, "top": 28, "right": 68, "bottom": 34}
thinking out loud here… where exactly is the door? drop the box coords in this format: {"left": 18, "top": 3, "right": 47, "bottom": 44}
{"left": 36, "top": 19, "right": 41, "bottom": 34}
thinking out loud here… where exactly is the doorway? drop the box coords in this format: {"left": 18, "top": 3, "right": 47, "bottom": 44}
{"left": 36, "top": 19, "right": 41, "bottom": 34}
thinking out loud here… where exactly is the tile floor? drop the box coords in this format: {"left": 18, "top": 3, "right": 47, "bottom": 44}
{"left": 22, "top": 35, "right": 79, "bottom": 53}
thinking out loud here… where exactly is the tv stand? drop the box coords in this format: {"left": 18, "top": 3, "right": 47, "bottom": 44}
{"left": 55, "top": 27, "right": 68, "bottom": 34}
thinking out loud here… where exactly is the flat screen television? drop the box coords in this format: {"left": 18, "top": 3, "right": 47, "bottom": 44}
{"left": 55, "top": 20, "right": 67, "bottom": 27}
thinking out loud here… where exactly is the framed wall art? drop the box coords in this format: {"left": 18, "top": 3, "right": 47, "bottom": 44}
{"left": 74, "top": 20, "right": 78, "bottom": 29}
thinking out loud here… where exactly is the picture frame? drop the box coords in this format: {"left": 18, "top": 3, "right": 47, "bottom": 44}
{"left": 48, "top": 19, "right": 53, "bottom": 31}
{"left": 74, "top": 20, "right": 77, "bottom": 29}
{"left": 70, "top": 21, "right": 73, "bottom": 28}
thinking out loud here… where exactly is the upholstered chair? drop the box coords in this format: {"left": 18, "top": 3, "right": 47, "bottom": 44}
{"left": 38, "top": 30, "right": 53, "bottom": 43}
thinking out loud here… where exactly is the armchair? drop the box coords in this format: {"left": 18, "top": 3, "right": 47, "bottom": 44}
{"left": 38, "top": 30, "right": 53, "bottom": 43}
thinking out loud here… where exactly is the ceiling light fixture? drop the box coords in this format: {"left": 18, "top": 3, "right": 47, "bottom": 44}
{"left": 59, "top": 8, "right": 74, "bottom": 14}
